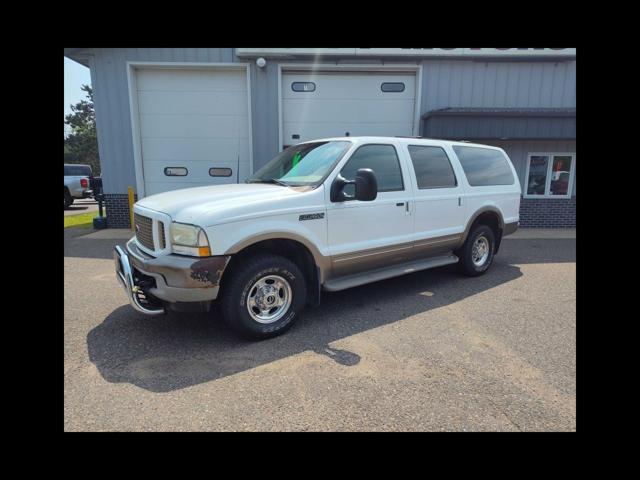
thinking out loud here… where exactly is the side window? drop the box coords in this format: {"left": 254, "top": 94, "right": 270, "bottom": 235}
{"left": 408, "top": 146, "right": 457, "bottom": 189}
{"left": 453, "top": 146, "right": 515, "bottom": 186}
{"left": 340, "top": 144, "right": 404, "bottom": 193}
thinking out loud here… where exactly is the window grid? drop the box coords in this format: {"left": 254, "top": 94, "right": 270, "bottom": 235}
{"left": 524, "top": 152, "right": 575, "bottom": 198}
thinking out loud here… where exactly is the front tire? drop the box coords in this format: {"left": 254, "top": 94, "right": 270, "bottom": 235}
{"left": 457, "top": 224, "right": 496, "bottom": 277}
{"left": 220, "top": 254, "right": 307, "bottom": 339}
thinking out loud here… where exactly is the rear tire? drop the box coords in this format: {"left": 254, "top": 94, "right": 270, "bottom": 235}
{"left": 64, "top": 189, "right": 73, "bottom": 209}
{"left": 457, "top": 224, "right": 496, "bottom": 277}
{"left": 220, "top": 254, "right": 307, "bottom": 339}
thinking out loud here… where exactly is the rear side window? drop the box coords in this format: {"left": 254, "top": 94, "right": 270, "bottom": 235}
{"left": 64, "top": 165, "right": 92, "bottom": 176}
{"left": 453, "top": 146, "right": 514, "bottom": 186}
{"left": 408, "top": 146, "right": 457, "bottom": 189}
{"left": 340, "top": 144, "right": 404, "bottom": 192}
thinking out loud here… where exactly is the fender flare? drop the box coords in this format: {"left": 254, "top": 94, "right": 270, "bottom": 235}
{"left": 224, "top": 231, "right": 331, "bottom": 283}
{"left": 459, "top": 206, "right": 505, "bottom": 246}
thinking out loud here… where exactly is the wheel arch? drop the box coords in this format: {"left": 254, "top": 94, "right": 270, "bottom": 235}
{"left": 460, "top": 206, "right": 505, "bottom": 254}
{"left": 223, "top": 233, "right": 328, "bottom": 307}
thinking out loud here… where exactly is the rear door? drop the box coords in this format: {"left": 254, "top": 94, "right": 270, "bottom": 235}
{"left": 402, "top": 144, "right": 466, "bottom": 258}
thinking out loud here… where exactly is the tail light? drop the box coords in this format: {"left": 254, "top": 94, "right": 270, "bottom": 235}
{"left": 80, "top": 178, "right": 88, "bottom": 188}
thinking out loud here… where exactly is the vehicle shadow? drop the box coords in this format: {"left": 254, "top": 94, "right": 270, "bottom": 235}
{"left": 87, "top": 260, "right": 525, "bottom": 393}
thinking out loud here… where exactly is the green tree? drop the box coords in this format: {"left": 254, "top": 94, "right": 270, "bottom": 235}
{"left": 64, "top": 85, "right": 100, "bottom": 175}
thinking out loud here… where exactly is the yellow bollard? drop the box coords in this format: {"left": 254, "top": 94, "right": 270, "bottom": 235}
{"left": 128, "top": 186, "right": 135, "bottom": 231}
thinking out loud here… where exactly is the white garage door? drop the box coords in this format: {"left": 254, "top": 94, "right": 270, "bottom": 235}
{"left": 282, "top": 71, "right": 416, "bottom": 147}
{"left": 135, "top": 68, "right": 250, "bottom": 196}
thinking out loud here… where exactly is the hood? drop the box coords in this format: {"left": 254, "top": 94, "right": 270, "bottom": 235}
{"left": 136, "top": 183, "right": 314, "bottom": 225}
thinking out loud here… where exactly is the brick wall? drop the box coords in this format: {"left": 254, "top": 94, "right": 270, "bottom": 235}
{"left": 519, "top": 197, "right": 575, "bottom": 228}
{"left": 104, "top": 193, "right": 137, "bottom": 228}
{"left": 104, "top": 193, "right": 576, "bottom": 229}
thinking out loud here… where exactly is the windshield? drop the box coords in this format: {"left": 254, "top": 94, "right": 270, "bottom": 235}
{"left": 247, "top": 141, "right": 352, "bottom": 187}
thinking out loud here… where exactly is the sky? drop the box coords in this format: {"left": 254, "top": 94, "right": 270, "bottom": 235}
{"left": 64, "top": 57, "right": 91, "bottom": 137}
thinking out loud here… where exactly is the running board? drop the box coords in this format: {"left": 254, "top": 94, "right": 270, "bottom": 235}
{"left": 323, "top": 254, "right": 459, "bottom": 292}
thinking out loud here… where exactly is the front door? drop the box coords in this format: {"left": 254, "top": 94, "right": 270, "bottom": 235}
{"left": 326, "top": 143, "right": 414, "bottom": 277}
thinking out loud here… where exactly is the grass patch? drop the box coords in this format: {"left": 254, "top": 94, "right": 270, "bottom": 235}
{"left": 64, "top": 211, "right": 100, "bottom": 229}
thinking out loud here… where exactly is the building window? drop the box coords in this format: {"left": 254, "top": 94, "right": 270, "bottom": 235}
{"left": 525, "top": 153, "right": 575, "bottom": 198}
{"left": 381, "top": 82, "right": 405, "bottom": 92}
{"left": 291, "top": 82, "right": 316, "bottom": 92}
{"left": 164, "top": 167, "right": 188, "bottom": 176}
{"left": 209, "top": 167, "right": 233, "bottom": 177}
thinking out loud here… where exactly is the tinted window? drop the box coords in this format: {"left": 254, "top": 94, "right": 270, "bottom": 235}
{"left": 453, "top": 146, "right": 514, "bottom": 186}
{"left": 341, "top": 144, "right": 404, "bottom": 193}
{"left": 64, "top": 165, "right": 92, "bottom": 176}
{"left": 408, "top": 146, "right": 457, "bottom": 189}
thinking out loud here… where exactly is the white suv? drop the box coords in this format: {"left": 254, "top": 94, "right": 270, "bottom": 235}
{"left": 115, "top": 136, "right": 521, "bottom": 338}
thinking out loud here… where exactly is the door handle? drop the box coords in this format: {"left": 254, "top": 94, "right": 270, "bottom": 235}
{"left": 396, "top": 202, "right": 405, "bottom": 207}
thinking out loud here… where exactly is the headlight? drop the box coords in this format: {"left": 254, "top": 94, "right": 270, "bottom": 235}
{"left": 170, "top": 222, "right": 211, "bottom": 257}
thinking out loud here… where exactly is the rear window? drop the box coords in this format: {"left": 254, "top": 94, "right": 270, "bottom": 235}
{"left": 452, "top": 146, "right": 514, "bottom": 186}
{"left": 64, "top": 165, "right": 92, "bottom": 176}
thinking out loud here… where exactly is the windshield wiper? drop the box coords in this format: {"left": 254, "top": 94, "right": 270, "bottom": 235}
{"left": 246, "top": 178, "right": 291, "bottom": 187}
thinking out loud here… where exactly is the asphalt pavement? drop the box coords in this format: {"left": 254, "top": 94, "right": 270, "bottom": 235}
{"left": 64, "top": 228, "right": 576, "bottom": 431}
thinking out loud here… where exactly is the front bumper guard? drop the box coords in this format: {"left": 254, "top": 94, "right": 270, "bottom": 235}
{"left": 114, "top": 245, "right": 165, "bottom": 316}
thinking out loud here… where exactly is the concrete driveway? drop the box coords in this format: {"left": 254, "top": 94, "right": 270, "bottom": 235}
{"left": 64, "top": 228, "right": 576, "bottom": 431}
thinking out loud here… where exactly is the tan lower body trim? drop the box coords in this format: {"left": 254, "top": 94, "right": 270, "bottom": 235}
{"left": 331, "top": 241, "right": 414, "bottom": 277}
{"left": 330, "top": 234, "right": 462, "bottom": 278}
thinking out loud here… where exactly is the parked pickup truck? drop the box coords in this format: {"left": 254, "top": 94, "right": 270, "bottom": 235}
{"left": 64, "top": 164, "right": 93, "bottom": 208}
{"left": 115, "top": 137, "right": 520, "bottom": 338}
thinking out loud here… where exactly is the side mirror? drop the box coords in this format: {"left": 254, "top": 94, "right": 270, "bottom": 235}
{"left": 330, "top": 168, "right": 378, "bottom": 202}
{"left": 354, "top": 168, "right": 378, "bottom": 201}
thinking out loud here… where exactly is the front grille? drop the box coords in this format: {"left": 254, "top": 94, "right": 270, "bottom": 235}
{"left": 134, "top": 213, "right": 154, "bottom": 250}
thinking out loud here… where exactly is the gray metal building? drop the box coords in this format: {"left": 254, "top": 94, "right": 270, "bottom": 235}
{"left": 64, "top": 48, "right": 576, "bottom": 228}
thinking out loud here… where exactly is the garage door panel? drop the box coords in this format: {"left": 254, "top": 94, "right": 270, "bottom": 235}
{"left": 143, "top": 160, "right": 239, "bottom": 183}
{"left": 140, "top": 114, "right": 249, "bottom": 139}
{"left": 141, "top": 138, "right": 244, "bottom": 163}
{"left": 284, "top": 122, "right": 414, "bottom": 142}
{"left": 283, "top": 99, "right": 415, "bottom": 123}
{"left": 282, "top": 74, "right": 415, "bottom": 100}
{"left": 135, "top": 67, "right": 250, "bottom": 195}
{"left": 282, "top": 72, "right": 416, "bottom": 144}
{"left": 145, "top": 180, "right": 238, "bottom": 196}
{"left": 137, "top": 69, "right": 247, "bottom": 92}
{"left": 138, "top": 90, "right": 247, "bottom": 116}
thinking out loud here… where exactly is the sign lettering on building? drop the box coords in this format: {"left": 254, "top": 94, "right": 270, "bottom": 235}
{"left": 236, "top": 48, "right": 576, "bottom": 58}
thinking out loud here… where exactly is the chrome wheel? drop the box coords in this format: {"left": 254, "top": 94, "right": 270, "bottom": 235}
{"left": 471, "top": 236, "right": 490, "bottom": 267}
{"left": 246, "top": 274, "right": 292, "bottom": 324}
